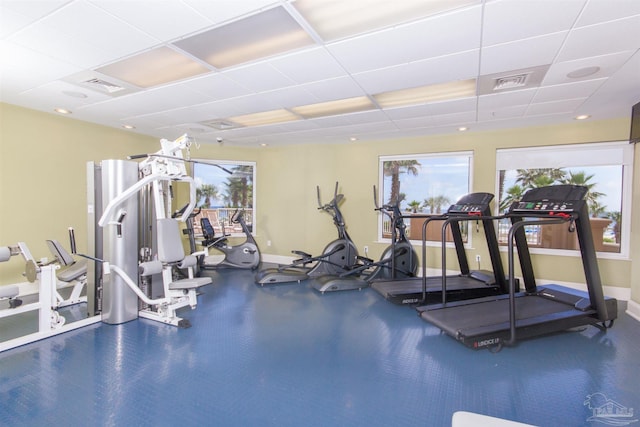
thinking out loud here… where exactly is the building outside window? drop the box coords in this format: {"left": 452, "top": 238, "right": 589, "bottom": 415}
{"left": 495, "top": 141, "right": 633, "bottom": 257}
{"left": 191, "top": 160, "right": 256, "bottom": 238}
{"left": 378, "top": 152, "right": 472, "bottom": 243}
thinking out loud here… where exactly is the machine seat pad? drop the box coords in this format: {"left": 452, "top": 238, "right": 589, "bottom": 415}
{"left": 0, "top": 284, "right": 19, "bottom": 299}
{"left": 57, "top": 260, "right": 87, "bottom": 283}
{"left": 168, "top": 277, "right": 211, "bottom": 290}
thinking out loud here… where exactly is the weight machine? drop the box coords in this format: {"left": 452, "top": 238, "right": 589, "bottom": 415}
{"left": 0, "top": 242, "right": 100, "bottom": 353}
{"left": 87, "top": 134, "right": 211, "bottom": 328}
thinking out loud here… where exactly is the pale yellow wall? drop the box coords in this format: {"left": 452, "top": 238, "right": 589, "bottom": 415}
{"left": 0, "top": 103, "right": 158, "bottom": 284}
{"left": 1, "top": 102, "right": 637, "bottom": 306}
{"left": 252, "top": 118, "right": 634, "bottom": 296}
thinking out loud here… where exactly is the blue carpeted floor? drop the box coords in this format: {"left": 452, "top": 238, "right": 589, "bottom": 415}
{"left": 1, "top": 267, "right": 639, "bottom": 427}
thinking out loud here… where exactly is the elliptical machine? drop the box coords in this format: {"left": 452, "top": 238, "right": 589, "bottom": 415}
{"left": 196, "top": 209, "right": 260, "bottom": 270}
{"left": 312, "top": 186, "right": 418, "bottom": 293}
{"left": 255, "top": 182, "right": 359, "bottom": 285}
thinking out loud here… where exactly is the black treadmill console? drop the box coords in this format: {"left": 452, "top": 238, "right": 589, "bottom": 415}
{"left": 509, "top": 185, "right": 588, "bottom": 215}
{"left": 447, "top": 192, "right": 494, "bottom": 214}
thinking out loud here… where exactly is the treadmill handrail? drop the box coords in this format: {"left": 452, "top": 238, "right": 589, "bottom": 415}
{"left": 438, "top": 213, "right": 509, "bottom": 304}
{"left": 505, "top": 216, "right": 575, "bottom": 346}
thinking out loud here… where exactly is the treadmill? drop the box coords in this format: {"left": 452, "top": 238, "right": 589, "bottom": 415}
{"left": 371, "top": 192, "right": 508, "bottom": 305}
{"left": 417, "top": 185, "right": 617, "bottom": 351}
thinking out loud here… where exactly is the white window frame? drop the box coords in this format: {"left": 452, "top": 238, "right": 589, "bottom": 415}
{"left": 495, "top": 141, "right": 633, "bottom": 259}
{"left": 378, "top": 151, "right": 474, "bottom": 247}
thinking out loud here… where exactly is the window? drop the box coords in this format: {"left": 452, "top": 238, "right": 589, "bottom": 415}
{"left": 496, "top": 141, "right": 633, "bottom": 257}
{"left": 191, "top": 160, "right": 256, "bottom": 237}
{"left": 378, "top": 152, "right": 472, "bottom": 242}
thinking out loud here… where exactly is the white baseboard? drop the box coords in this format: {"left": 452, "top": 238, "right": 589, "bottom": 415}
{"left": 626, "top": 299, "right": 640, "bottom": 322}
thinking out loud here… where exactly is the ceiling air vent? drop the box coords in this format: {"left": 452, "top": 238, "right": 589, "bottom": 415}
{"left": 493, "top": 73, "right": 529, "bottom": 91}
{"left": 83, "top": 78, "right": 125, "bottom": 94}
{"left": 477, "top": 65, "right": 550, "bottom": 96}
{"left": 201, "top": 120, "right": 241, "bottom": 130}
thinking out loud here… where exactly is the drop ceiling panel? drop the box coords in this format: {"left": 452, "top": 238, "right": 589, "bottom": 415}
{"left": 224, "top": 62, "right": 296, "bottom": 92}
{"left": 182, "top": 0, "right": 280, "bottom": 26}
{"left": 482, "top": 0, "right": 585, "bottom": 46}
{"left": 17, "top": 80, "right": 113, "bottom": 110}
{"left": 576, "top": 0, "right": 640, "bottom": 27}
{"left": 477, "top": 104, "right": 528, "bottom": 121}
{"left": 261, "top": 86, "right": 319, "bottom": 109}
{"left": 326, "top": 6, "right": 482, "bottom": 74}
{"left": 352, "top": 50, "right": 479, "bottom": 94}
{"left": 301, "top": 76, "right": 367, "bottom": 102}
{"left": 542, "top": 51, "right": 635, "bottom": 86}
{"left": 429, "top": 110, "right": 476, "bottom": 126}
{"left": 478, "top": 88, "right": 537, "bottom": 110}
{"left": 480, "top": 32, "right": 566, "bottom": 75}
{"left": 181, "top": 73, "right": 252, "bottom": 101}
{"left": 383, "top": 104, "right": 433, "bottom": 121}
{"left": 0, "top": 40, "right": 81, "bottom": 96}
{"left": 0, "top": 0, "right": 70, "bottom": 24}
{"left": 556, "top": 14, "right": 640, "bottom": 62}
{"left": 268, "top": 47, "right": 347, "bottom": 84}
{"left": 526, "top": 98, "right": 587, "bottom": 116}
{"left": 33, "top": 1, "right": 157, "bottom": 60}
{"left": 533, "top": 79, "right": 607, "bottom": 103}
{"left": 89, "top": 0, "right": 213, "bottom": 41}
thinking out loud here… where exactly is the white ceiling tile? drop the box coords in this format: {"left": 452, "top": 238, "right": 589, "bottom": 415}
{"left": 326, "top": 6, "right": 482, "bottom": 74}
{"left": 429, "top": 98, "right": 478, "bottom": 115}
{"left": 477, "top": 104, "right": 528, "bottom": 121}
{"left": 383, "top": 104, "right": 432, "bottom": 121}
{"left": 482, "top": 0, "right": 585, "bottom": 46}
{"left": 353, "top": 50, "right": 479, "bottom": 94}
{"left": 89, "top": 0, "right": 213, "bottom": 41}
{"left": 429, "top": 110, "right": 476, "bottom": 126}
{"left": 526, "top": 98, "right": 587, "bottom": 116}
{"left": 533, "top": 79, "right": 607, "bottom": 103}
{"left": 576, "top": 0, "right": 640, "bottom": 27}
{"left": 478, "top": 88, "right": 537, "bottom": 110}
{"left": 182, "top": 0, "right": 280, "bottom": 25}
{"left": 480, "top": 32, "right": 567, "bottom": 75}
{"left": 269, "top": 47, "right": 347, "bottom": 84}
{"left": 261, "top": 86, "right": 319, "bottom": 108}
{"left": 0, "top": 5, "right": 36, "bottom": 38}
{"left": 556, "top": 14, "right": 640, "bottom": 62}
{"left": 542, "top": 51, "right": 635, "bottom": 86}
{"left": 224, "top": 62, "right": 296, "bottom": 92}
{"left": 181, "top": 73, "right": 252, "bottom": 100}
{"left": 0, "top": 40, "right": 81, "bottom": 95}
{"left": 0, "top": 0, "right": 70, "bottom": 21}
{"left": 301, "top": 76, "right": 367, "bottom": 102}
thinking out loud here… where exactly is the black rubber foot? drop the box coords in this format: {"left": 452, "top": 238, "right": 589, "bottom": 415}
{"left": 9, "top": 298, "right": 23, "bottom": 309}
{"left": 178, "top": 319, "right": 192, "bottom": 328}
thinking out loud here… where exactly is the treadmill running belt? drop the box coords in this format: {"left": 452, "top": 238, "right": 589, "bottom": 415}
{"left": 420, "top": 296, "right": 597, "bottom": 342}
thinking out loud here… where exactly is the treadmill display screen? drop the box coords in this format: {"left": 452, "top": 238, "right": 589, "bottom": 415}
{"left": 511, "top": 200, "right": 580, "bottom": 213}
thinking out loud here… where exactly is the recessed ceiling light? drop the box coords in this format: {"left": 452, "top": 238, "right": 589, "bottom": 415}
{"left": 260, "top": 143, "right": 268, "bottom": 147}
{"left": 96, "top": 46, "right": 210, "bottom": 88}
{"left": 575, "top": 114, "right": 591, "bottom": 120}
{"left": 122, "top": 124, "right": 135, "bottom": 129}
{"left": 173, "top": 6, "right": 314, "bottom": 69}
{"left": 567, "top": 66, "right": 600, "bottom": 79}
{"left": 375, "top": 79, "right": 476, "bottom": 108}
{"left": 292, "top": 0, "right": 477, "bottom": 41}
{"left": 62, "top": 90, "right": 87, "bottom": 99}
{"left": 229, "top": 109, "right": 300, "bottom": 127}
{"left": 292, "top": 96, "right": 375, "bottom": 118}
{"left": 350, "top": 137, "right": 358, "bottom": 141}
{"left": 458, "top": 126, "right": 468, "bottom": 131}
{"left": 54, "top": 108, "right": 71, "bottom": 114}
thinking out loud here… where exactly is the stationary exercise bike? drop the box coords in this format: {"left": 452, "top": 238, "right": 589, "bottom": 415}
{"left": 255, "top": 182, "right": 359, "bottom": 285}
{"left": 312, "top": 186, "right": 418, "bottom": 293}
{"left": 197, "top": 209, "right": 260, "bottom": 270}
